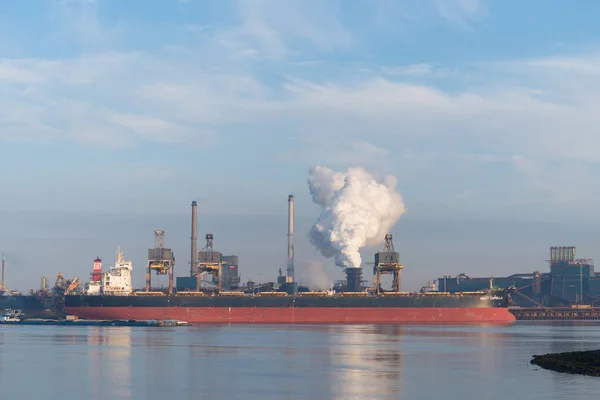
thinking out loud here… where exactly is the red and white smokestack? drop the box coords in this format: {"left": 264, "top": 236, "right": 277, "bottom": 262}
{"left": 287, "top": 194, "right": 295, "bottom": 283}
{"left": 92, "top": 257, "right": 102, "bottom": 282}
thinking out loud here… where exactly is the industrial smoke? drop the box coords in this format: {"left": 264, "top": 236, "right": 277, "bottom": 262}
{"left": 308, "top": 165, "right": 406, "bottom": 270}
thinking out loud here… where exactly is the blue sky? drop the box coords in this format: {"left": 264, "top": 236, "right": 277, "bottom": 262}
{"left": 2, "top": 0, "right": 600, "bottom": 292}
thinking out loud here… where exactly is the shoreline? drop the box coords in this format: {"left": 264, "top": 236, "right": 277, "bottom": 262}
{"left": 531, "top": 350, "right": 600, "bottom": 377}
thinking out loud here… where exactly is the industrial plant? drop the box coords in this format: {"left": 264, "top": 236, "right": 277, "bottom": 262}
{"left": 1, "top": 189, "right": 600, "bottom": 322}
{"left": 437, "top": 246, "right": 600, "bottom": 308}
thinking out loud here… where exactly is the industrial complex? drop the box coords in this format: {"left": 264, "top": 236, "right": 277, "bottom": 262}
{"left": 59, "top": 196, "right": 513, "bottom": 324}
{"left": 437, "top": 246, "right": 600, "bottom": 308}
{"left": 0, "top": 192, "right": 599, "bottom": 322}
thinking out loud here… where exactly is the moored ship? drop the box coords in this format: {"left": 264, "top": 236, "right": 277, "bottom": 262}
{"left": 65, "top": 199, "right": 516, "bottom": 324}
{"left": 0, "top": 295, "right": 63, "bottom": 319}
{"left": 65, "top": 289, "right": 514, "bottom": 324}
{"left": 64, "top": 241, "right": 516, "bottom": 324}
{"left": 0, "top": 255, "right": 65, "bottom": 319}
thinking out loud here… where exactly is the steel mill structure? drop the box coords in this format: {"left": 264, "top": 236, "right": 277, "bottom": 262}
{"left": 0, "top": 192, "right": 596, "bottom": 322}
{"left": 145, "top": 229, "right": 175, "bottom": 294}
{"left": 372, "top": 234, "right": 404, "bottom": 293}
{"left": 436, "top": 245, "right": 600, "bottom": 308}
{"left": 193, "top": 233, "right": 225, "bottom": 292}
{"left": 58, "top": 193, "right": 517, "bottom": 324}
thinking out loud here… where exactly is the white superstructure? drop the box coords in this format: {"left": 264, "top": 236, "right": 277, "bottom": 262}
{"left": 86, "top": 281, "right": 102, "bottom": 295}
{"left": 101, "top": 246, "right": 133, "bottom": 296}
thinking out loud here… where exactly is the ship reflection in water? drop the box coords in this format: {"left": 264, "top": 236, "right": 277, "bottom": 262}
{"left": 87, "top": 328, "right": 132, "bottom": 400}
{"left": 326, "top": 325, "right": 403, "bottom": 399}
{"left": 1, "top": 324, "right": 600, "bottom": 399}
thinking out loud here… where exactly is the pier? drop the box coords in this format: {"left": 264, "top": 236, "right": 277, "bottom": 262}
{"left": 510, "top": 306, "right": 600, "bottom": 321}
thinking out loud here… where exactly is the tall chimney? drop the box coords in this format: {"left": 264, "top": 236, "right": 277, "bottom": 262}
{"left": 1, "top": 255, "right": 5, "bottom": 286}
{"left": 287, "top": 195, "right": 295, "bottom": 283}
{"left": 191, "top": 201, "right": 198, "bottom": 276}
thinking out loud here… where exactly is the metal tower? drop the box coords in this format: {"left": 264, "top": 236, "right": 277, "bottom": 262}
{"left": 372, "top": 234, "right": 404, "bottom": 293}
{"left": 146, "top": 229, "right": 176, "bottom": 294}
{"left": 193, "top": 233, "right": 225, "bottom": 292}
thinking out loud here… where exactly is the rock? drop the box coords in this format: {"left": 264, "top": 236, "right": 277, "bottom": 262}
{"left": 531, "top": 350, "right": 600, "bottom": 377}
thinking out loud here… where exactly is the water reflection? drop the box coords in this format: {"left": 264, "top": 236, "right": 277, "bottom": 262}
{"left": 1, "top": 323, "right": 600, "bottom": 399}
{"left": 87, "top": 327, "right": 132, "bottom": 400}
{"left": 327, "top": 325, "right": 403, "bottom": 400}
{"left": 0, "top": 332, "right": 4, "bottom": 377}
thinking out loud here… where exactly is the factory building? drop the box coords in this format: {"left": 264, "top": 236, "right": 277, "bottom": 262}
{"left": 436, "top": 246, "right": 600, "bottom": 306}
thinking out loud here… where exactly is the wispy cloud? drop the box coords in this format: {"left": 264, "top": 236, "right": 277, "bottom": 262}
{"left": 435, "top": 0, "right": 488, "bottom": 28}
{"left": 53, "top": 0, "right": 120, "bottom": 50}
{"left": 511, "top": 155, "right": 600, "bottom": 207}
{"left": 217, "top": 0, "right": 352, "bottom": 59}
{"left": 2, "top": 0, "right": 600, "bottom": 214}
{"left": 379, "top": 63, "right": 457, "bottom": 78}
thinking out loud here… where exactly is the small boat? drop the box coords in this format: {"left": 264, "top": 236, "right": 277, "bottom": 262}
{"left": 1, "top": 309, "right": 25, "bottom": 322}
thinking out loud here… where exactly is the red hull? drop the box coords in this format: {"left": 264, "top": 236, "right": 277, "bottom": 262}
{"left": 65, "top": 306, "right": 516, "bottom": 324}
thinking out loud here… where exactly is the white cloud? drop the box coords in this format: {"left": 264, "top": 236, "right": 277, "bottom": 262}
{"left": 435, "top": 0, "right": 488, "bottom": 27}
{"left": 2, "top": 1, "right": 600, "bottom": 212}
{"left": 2, "top": 49, "right": 600, "bottom": 167}
{"left": 218, "top": 0, "right": 352, "bottom": 59}
{"left": 0, "top": 62, "right": 42, "bottom": 83}
{"left": 510, "top": 155, "right": 600, "bottom": 207}
{"left": 379, "top": 63, "right": 456, "bottom": 77}
{"left": 279, "top": 137, "right": 390, "bottom": 169}
{"left": 54, "top": 0, "right": 120, "bottom": 50}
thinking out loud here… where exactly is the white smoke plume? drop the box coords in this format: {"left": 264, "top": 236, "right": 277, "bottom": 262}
{"left": 308, "top": 165, "right": 407, "bottom": 270}
{"left": 297, "top": 260, "right": 333, "bottom": 292}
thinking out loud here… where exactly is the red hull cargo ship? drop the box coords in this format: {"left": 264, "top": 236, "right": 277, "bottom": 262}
{"left": 64, "top": 239, "right": 516, "bottom": 325}
{"left": 65, "top": 230, "right": 515, "bottom": 324}
{"left": 64, "top": 290, "right": 515, "bottom": 324}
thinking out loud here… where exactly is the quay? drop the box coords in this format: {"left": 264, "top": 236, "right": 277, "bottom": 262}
{"left": 0, "top": 309, "right": 187, "bottom": 327}
{"left": 0, "top": 318, "right": 188, "bottom": 327}
{"left": 510, "top": 306, "right": 600, "bottom": 321}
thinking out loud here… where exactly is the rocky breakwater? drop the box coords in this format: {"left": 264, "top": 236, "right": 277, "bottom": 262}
{"left": 531, "top": 350, "right": 600, "bottom": 377}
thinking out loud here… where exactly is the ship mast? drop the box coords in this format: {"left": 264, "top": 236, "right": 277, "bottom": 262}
{"left": 116, "top": 245, "right": 123, "bottom": 264}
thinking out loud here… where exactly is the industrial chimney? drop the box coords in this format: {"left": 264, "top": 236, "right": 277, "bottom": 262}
{"left": 1, "top": 255, "right": 5, "bottom": 287}
{"left": 287, "top": 195, "right": 295, "bottom": 287}
{"left": 191, "top": 201, "right": 198, "bottom": 276}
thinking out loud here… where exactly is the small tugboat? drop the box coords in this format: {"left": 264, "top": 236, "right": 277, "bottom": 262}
{"left": 0, "top": 309, "right": 25, "bottom": 322}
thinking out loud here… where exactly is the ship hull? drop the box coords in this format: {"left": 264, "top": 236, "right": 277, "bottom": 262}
{"left": 65, "top": 291, "right": 516, "bottom": 324}
{"left": 0, "top": 295, "right": 64, "bottom": 319}
{"left": 65, "top": 305, "right": 514, "bottom": 324}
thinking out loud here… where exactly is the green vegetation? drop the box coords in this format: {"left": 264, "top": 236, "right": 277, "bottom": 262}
{"left": 531, "top": 350, "right": 600, "bottom": 377}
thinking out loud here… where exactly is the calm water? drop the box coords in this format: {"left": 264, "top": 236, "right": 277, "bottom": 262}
{"left": 0, "top": 322, "right": 599, "bottom": 399}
